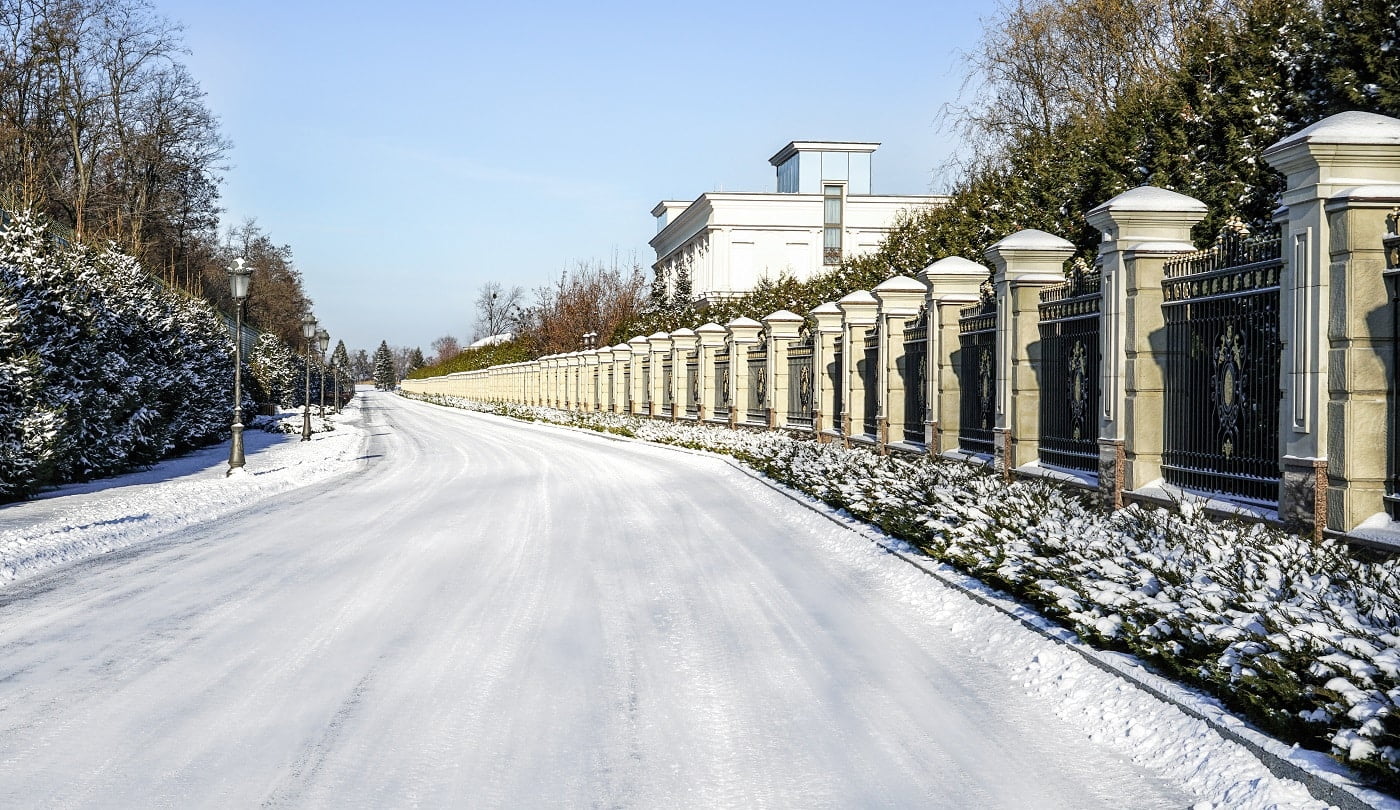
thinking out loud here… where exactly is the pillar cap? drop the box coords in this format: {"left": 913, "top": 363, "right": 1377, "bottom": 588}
{"left": 1087, "top": 185, "right": 1207, "bottom": 217}
{"left": 647, "top": 331, "right": 670, "bottom": 341}
{"left": 1267, "top": 111, "right": 1400, "bottom": 152}
{"left": 1086, "top": 185, "right": 1207, "bottom": 251}
{"left": 920, "top": 256, "right": 987, "bottom": 276}
{"left": 810, "top": 301, "right": 842, "bottom": 315}
{"left": 668, "top": 327, "right": 694, "bottom": 337}
{"left": 762, "top": 309, "right": 804, "bottom": 324}
{"left": 725, "top": 316, "right": 762, "bottom": 329}
{"left": 872, "top": 274, "right": 927, "bottom": 294}
{"left": 695, "top": 322, "right": 727, "bottom": 335}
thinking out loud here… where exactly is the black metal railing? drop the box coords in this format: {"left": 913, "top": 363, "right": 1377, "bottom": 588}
{"left": 642, "top": 362, "right": 651, "bottom": 412}
{"left": 959, "top": 298, "right": 997, "bottom": 455}
{"left": 747, "top": 342, "right": 767, "bottom": 425}
{"left": 787, "top": 333, "right": 815, "bottom": 429}
{"left": 859, "top": 327, "right": 879, "bottom": 437}
{"left": 1038, "top": 266, "right": 1101, "bottom": 471}
{"left": 902, "top": 316, "right": 928, "bottom": 444}
{"left": 713, "top": 349, "right": 730, "bottom": 420}
{"left": 829, "top": 335, "right": 844, "bottom": 433}
{"left": 1162, "top": 229, "right": 1282, "bottom": 502}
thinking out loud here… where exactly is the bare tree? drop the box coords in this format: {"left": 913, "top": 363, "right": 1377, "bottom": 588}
{"left": 430, "top": 334, "right": 461, "bottom": 365}
{"left": 472, "top": 281, "right": 524, "bottom": 341}
{"left": 514, "top": 254, "right": 649, "bottom": 356}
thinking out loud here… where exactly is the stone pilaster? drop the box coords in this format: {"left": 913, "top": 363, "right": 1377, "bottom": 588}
{"left": 1264, "top": 111, "right": 1400, "bottom": 536}
{"left": 985, "top": 229, "right": 1077, "bottom": 475}
{"left": 696, "top": 322, "right": 727, "bottom": 423}
{"left": 669, "top": 329, "right": 697, "bottom": 420}
{"left": 917, "top": 257, "right": 987, "bottom": 453}
{"left": 811, "top": 302, "right": 843, "bottom": 439}
{"left": 872, "top": 275, "right": 928, "bottom": 451}
{"left": 763, "top": 310, "right": 804, "bottom": 429}
{"left": 628, "top": 337, "right": 649, "bottom": 416}
{"left": 1087, "top": 186, "right": 1207, "bottom": 509}
{"left": 726, "top": 317, "right": 762, "bottom": 429}
{"left": 837, "top": 291, "right": 878, "bottom": 442}
{"left": 647, "top": 332, "right": 672, "bottom": 418}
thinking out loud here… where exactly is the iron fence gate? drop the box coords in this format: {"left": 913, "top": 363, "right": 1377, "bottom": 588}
{"left": 685, "top": 353, "right": 699, "bottom": 418}
{"left": 859, "top": 328, "right": 879, "bottom": 437}
{"left": 746, "top": 342, "right": 767, "bottom": 425}
{"left": 829, "top": 336, "right": 843, "bottom": 432}
{"left": 902, "top": 314, "right": 928, "bottom": 444}
{"left": 958, "top": 299, "right": 997, "bottom": 455}
{"left": 713, "top": 349, "right": 730, "bottom": 420}
{"left": 1162, "top": 229, "right": 1283, "bottom": 502}
{"left": 787, "top": 331, "right": 815, "bottom": 429}
{"left": 1038, "top": 265, "right": 1101, "bottom": 471}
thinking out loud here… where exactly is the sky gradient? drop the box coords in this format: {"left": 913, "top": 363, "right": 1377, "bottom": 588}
{"left": 160, "top": 0, "right": 984, "bottom": 355}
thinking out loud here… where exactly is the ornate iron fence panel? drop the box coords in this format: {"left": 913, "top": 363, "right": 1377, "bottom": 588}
{"left": 901, "top": 314, "right": 928, "bottom": 444}
{"left": 787, "top": 332, "right": 815, "bottom": 429}
{"left": 1037, "top": 268, "right": 1102, "bottom": 471}
{"left": 829, "top": 336, "right": 843, "bottom": 432}
{"left": 592, "top": 366, "right": 602, "bottom": 409}
{"left": 1162, "top": 229, "right": 1283, "bottom": 502}
{"left": 661, "top": 357, "right": 673, "bottom": 412}
{"left": 713, "top": 349, "right": 730, "bottom": 419}
{"left": 958, "top": 299, "right": 997, "bottom": 455}
{"left": 746, "top": 342, "right": 767, "bottom": 425}
{"left": 685, "top": 353, "right": 699, "bottom": 418}
{"left": 858, "top": 327, "right": 879, "bottom": 437}
{"left": 623, "top": 367, "right": 632, "bottom": 412}
{"left": 642, "top": 361, "right": 651, "bottom": 412}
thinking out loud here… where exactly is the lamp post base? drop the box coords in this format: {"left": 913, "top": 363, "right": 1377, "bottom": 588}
{"left": 227, "top": 419, "right": 246, "bottom": 475}
{"left": 301, "top": 407, "right": 312, "bottom": 441}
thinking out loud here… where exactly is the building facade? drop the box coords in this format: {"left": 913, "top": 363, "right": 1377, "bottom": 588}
{"left": 650, "top": 142, "right": 946, "bottom": 306}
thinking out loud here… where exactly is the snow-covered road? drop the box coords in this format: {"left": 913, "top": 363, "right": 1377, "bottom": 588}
{"left": 0, "top": 391, "right": 1331, "bottom": 807}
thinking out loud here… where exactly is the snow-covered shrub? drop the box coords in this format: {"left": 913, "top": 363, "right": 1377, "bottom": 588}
{"left": 404, "top": 390, "right": 1400, "bottom": 788}
{"left": 0, "top": 211, "right": 233, "bottom": 499}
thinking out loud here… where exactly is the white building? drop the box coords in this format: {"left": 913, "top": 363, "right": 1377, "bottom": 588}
{"left": 650, "top": 141, "right": 946, "bottom": 305}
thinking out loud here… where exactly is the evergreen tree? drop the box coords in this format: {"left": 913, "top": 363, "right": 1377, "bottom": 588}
{"left": 373, "top": 341, "right": 396, "bottom": 390}
{"left": 407, "top": 347, "right": 425, "bottom": 373}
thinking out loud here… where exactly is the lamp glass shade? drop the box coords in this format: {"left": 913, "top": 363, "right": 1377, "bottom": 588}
{"left": 227, "top": 259, "right": 252, "bottom": 301}
{"left": 316, "top": 329, "right": 330, "bottom": 353}
{"left": 302, "top": 314, "right": 318, "bottom": 339}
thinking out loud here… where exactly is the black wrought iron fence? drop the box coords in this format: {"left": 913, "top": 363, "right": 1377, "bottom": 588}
{"left": 902, "top": 315, "right": 928, "bottom": 444}
{"left": 642, "top": 362, "right": 651, "bottom": 412}
{"left": 787, "top": 331, "right": 815, "bottom": 429}
{"left": 1162, "top": 228, "right": 1282, "bottom": 502}
{"left": 829, "top": 336, "right": 843, "bottom": 433}
{"left": 747, "top": 342, "right": 767, "bottom": 425}
{"left": 959, "top": 299, "right": 997, "bottom": 455}
{"left": 1038, "top": 265, "right": 1101, "bottom": 471}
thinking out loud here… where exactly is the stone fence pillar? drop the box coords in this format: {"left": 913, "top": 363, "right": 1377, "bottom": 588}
{"left": 837, "top": 291, "right": 878, "bottom": 441}
{"left": 763, "top": 310, "right": 804, "bottom": 429}
{"left": 696, "top": 323, "right": 727, "bottom": 422}
{"left": 872, "top": 275, "right": 927, "bottom": 451}
{"left": 1264, "top": 111, "right": 1400, "bottom": 536}
{"left": 985, "top": 230, "right": 1076, "bottom": 474}
{"left": 669, "top": 329, "right": 696, "bottom": 419}
{"left": 726, "top": 317, "right": 762, "bottom": 429}
{"left": 918, "top": 257, "right": 986, "bottom": 453}
{"left": 583, "top": 350, "right": 601, "bottom": 411}
{"left": 811, "top": 302, "right": 843, "bottom": 439}
{"left": 1087, "top": 186, "right": 1207, "bottom": 508}
{"left": 628, "top": 337, "right": 649, "bottom": 415}
{"left": 610, "top": 344, "right": 631, "bottom": 414}
{"left": 647, "top": 332, "right": 671, "bottom": 418}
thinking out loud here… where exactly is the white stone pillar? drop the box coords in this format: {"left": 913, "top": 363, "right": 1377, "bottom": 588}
{"left": 918, "top": 257, "right": 986, "bottom": 453}
{"left": 669, "top": 329, "right": 697, "bottom": 419}
{"left": 837, "top": 291, "right": 878, "bottom": 441}
{"left": 762, "top": 310, "right": 804, "bottom": 429}
{"left": 811, "top": 302, "right": 843, "bottom": 438}
{"left": 696, "top": 322, "right": 727, "bottom": 423}
{"left": 1087, "top": 186, "right": 1207, "bottom": 508}
{"left": 985, "top": 229, "right": 1077, "bottom": 473}
{"left": 872, "top": 275, "right": 928, "bottom": 451}
{"left": 726, "top": 317, "right": 763, "bottom": 429}
{"left": 1264, "top": 111, "right": 1400, "bottom": 535}
{"left": 628, "top": 337, "right": 649, "bottom": 416}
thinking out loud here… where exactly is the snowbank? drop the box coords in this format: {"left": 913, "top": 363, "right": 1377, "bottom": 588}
{"left": 0, "top": 403, "right": 368, "bottom": 585}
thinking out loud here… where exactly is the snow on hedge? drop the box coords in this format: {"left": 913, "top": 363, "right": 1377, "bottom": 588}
{"left": 0, "top": 211, "right": 235, "bottom": 501}
{"left": 406, "top": 391, "right": 1400, "bottom": 789}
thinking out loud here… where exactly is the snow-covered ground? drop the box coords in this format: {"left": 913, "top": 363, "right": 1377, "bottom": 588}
{"left": 0, "top": 390, "right": 1370, "bottom": 807}
{"left": 0, "top": 400, "right": 370, "bottom": 584}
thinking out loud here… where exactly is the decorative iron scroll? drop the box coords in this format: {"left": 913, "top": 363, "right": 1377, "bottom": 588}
{"left": 1038, "top": 257, "right": 1102, "bottom": 471}
{"left": 787, "top": 330, "right": 815, "bottom": 429}
{"left": 902, "top": 313, "right": 928, "bottom": 444}
{"left": 685, "top": 355, "right": 699, "bottom": 417}
{"left": 747, "top": 340, "right": 767, "bottom": 424}
{"left": 661, "top": 358, "right": 673, "bottom": 410}
{"left": 958, "top": 295, "right": 996, "bottom": 455}
{"left": 1162, "top": 226, "right": 1282, "bottom": 502}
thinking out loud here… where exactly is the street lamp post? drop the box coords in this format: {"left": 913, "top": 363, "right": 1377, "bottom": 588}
{"left": 226, "top": 258, "right": 253, "bottom": 475}
{"left": 316, "top": 328, "right": 330, "bottom": 418}
{"left": 301, "top": 313, "right": 318, "bottom": 441}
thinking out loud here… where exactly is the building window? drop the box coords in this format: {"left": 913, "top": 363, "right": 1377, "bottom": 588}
{"left": 823, "top": 184, "right": 843, "bottom": 265}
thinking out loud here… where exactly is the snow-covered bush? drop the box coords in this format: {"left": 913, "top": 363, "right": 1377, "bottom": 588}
{"left": 0, "top": 211, "right": 233, "bottom": 500}
{"left": 251, "top": 332, "right": 304, "bottom": 408}
{"left": 405, "top": 391, "right": 1400, "bottom": 789}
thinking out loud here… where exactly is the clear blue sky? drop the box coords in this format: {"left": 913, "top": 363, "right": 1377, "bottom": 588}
{"left": 160, "top": 0, "right": 984, "bottom": 356}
